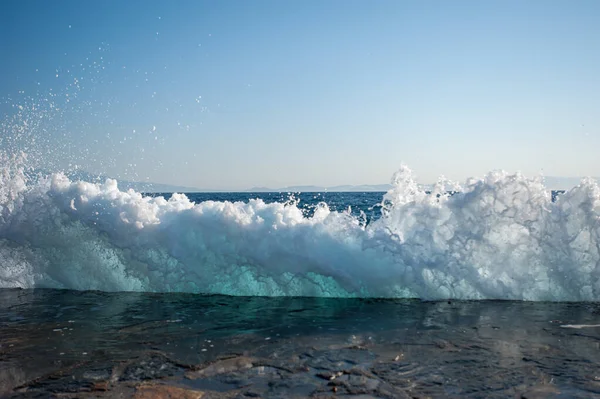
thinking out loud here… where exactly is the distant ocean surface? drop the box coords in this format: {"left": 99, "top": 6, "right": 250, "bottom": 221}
{"left": 150, "top": 190, "right": 567, "bottom": 223}
{"left": 150, "top": 191, "right": 387, "bottom": 222}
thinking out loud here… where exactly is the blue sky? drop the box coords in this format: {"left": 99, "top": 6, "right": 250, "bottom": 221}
{"left": 2, "top": 0, "right": 600, "bottom": 189}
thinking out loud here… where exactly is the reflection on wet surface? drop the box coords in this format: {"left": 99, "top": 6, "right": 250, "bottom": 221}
{"left": 2, "top": 289, "right": 600, "bottom": 398}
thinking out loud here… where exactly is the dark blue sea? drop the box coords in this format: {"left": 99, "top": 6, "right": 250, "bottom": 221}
{"left": 149, "top": 189, "right": 566, "bottom": 223}
{"left": 151, "top": 191, "right": 387, "bottom": 221}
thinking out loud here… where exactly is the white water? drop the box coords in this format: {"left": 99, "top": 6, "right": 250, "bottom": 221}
{"left": 1, "top": 156, "right": 600, "bottom": 300}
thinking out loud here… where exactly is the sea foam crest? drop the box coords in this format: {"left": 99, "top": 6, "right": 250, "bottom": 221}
{"left": 1, "top": 156, "right": 600, "bottom": 301}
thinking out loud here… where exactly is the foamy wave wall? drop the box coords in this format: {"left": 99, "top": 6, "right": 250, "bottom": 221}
{"left": 1, "top": 156, "right": 600, "bottom": 301}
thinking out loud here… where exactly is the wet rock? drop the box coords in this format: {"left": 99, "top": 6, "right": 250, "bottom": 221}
{"left": 300, "top": 348, "right": 377, "bottom": 371}
{"left": 134, "top": 383, "right": 204, "bottom": 399}
{"left": 82, "top": 369, "right": 111, "bottom": 381}
{"left": 428, "top": 374, "right": 444, "bottom": 385}
{"left": 244, "top": 365, "right": 283, "bottom": 378}
{"left": 310, "top": 368, "right": 410, "bottom": 399}
{"left": 9, "top": 360, "right": 112, "bottom": 395}
{"left": 433, "top": 338, "right": 459, "bottom": 351}
{"left": 91, "top": 381, "right": 109, "bottom": 391}
{"left": 369, "top": 362, "right": 422, "bottom": 392}
{"left": 120, "top": 353, "right": 181, "bottom": 381}
{"left": 338, "top": 373, "right": 381, "bottom": 391}
{"left": 22, "top": 378, "right": 95, "bottom": 394}
{"left": 519, "top": 384, "right": 561, "bottom": 399}
{"left": 185, "top": 356, "right": 254, "bottom": 379}
{"left": 254, "top": 357, "right": 300, "bottom": 373}
{"left": 0, "top": 365, "right": 27, "bottom": 395}
{"left": 235, "top": 390, "right": 261, "bottom": 398}
{"left": 315, "top": 371, "right": 343, "bottom": 381}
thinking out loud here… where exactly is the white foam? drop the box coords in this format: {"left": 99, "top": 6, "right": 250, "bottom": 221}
{"left": 561, "top": 324, "right": 600, "bottom": 329}
{"left": 1, "top": 156, "right": 600, "bottom": 300}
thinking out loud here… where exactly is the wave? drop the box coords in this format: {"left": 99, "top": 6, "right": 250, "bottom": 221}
{"left": 1, "top": 155, "right": 600, "bottom": 301}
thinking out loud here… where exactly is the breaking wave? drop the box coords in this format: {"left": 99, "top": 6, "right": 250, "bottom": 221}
{"left": 1, "top": 154, "right": 600, "bottom": 301}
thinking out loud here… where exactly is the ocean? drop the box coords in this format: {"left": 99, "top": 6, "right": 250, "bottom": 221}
{"left": 2, "top": 163, "right": 600, "bottom": 397}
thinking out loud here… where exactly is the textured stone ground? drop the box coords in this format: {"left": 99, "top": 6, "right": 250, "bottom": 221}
{"left": 2, "top": 290, "right": 600, "bottom": 398}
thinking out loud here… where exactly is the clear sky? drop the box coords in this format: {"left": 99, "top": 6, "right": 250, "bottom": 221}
{"left": 2, "top": 0, "right": 600, "bottom": 190}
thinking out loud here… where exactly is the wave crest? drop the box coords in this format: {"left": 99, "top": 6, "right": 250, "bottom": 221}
{"left": 1, "top": 156, "right": 600, "bottom": 300}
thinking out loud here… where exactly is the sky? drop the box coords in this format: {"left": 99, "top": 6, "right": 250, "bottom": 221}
{"left": 2, "top": 0, "right": 600, "bottom": 190}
